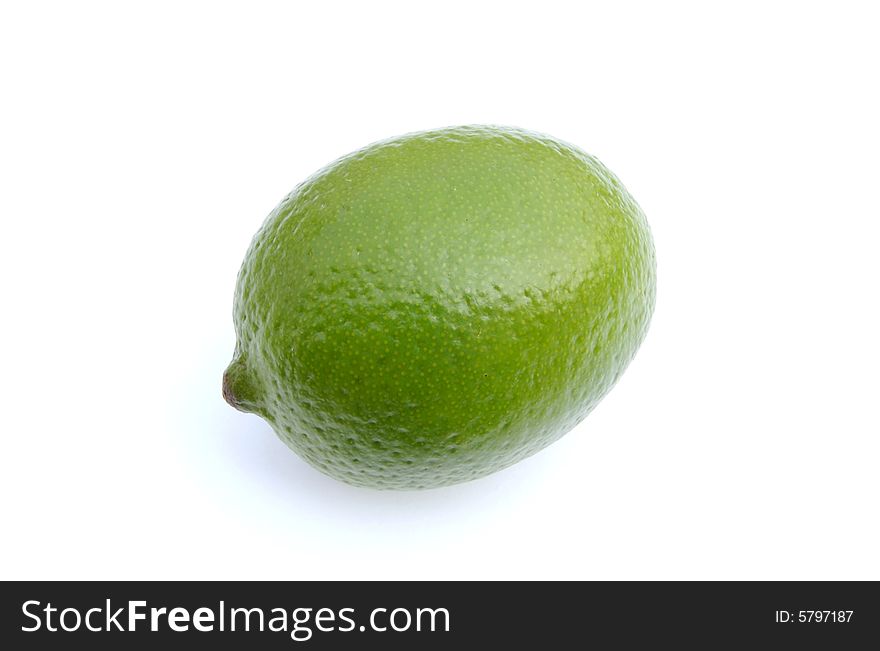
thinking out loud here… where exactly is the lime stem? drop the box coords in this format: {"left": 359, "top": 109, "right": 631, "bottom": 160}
{"left": 222, "top": 354, "right": 260, "bottom": 413}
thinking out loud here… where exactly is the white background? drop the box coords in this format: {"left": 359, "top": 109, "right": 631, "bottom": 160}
{"left": 2, "top": 1, "right": 878, "bottom": 580}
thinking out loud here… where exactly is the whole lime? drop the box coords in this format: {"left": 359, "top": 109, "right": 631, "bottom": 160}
{"left": 223, "top": 125, "right": 655, "bottom": 489}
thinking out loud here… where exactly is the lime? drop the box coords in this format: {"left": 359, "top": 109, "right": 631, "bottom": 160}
{"left": 223, "top": 126, "right": 655, "bottom": 489}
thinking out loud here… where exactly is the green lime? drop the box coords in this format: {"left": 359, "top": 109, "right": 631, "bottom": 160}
{"left": 223, "top": 126, "right": 655, "bottom": 489}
